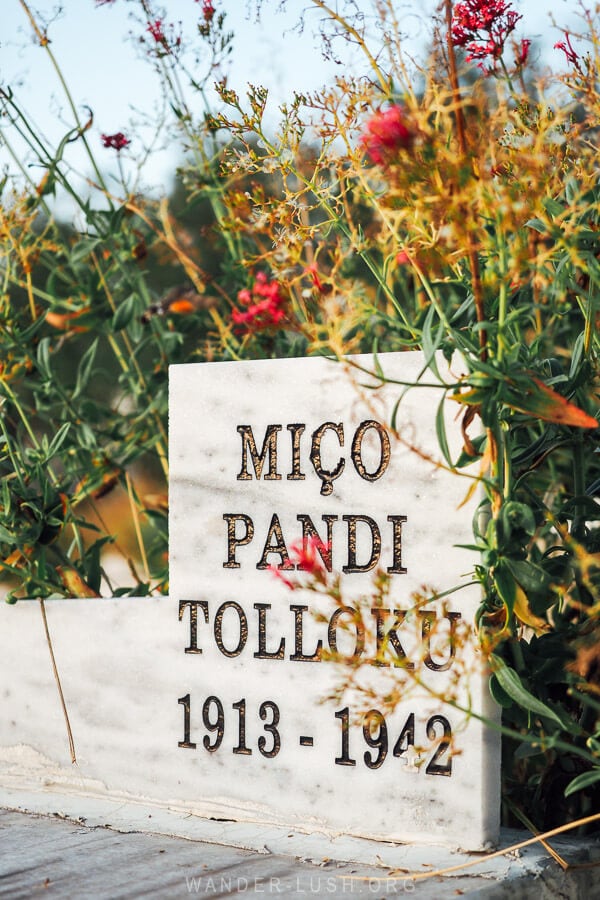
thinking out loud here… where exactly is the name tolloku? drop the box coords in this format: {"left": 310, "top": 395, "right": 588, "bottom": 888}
{"left": 179, "top": 599, "right": 461, "bottom": 671}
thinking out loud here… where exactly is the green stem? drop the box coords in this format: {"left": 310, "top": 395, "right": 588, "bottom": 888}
{"left": 583, "top": 283, "right": 595, "bottom": 357}
{"left": 496, "top": 221, "right": 508, "bottom": 364}
{"left": 0, "top": 414, "right": 27, "bottom": 492}
{"left": 18, "top": 0, "right": 110, "bottom": 196}
{"left": 572, "top": 431, "right": 586, "bottom": 544}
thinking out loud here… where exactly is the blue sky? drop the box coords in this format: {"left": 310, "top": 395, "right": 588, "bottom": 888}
{"left": 0, "top": 0, "right": 583, "bottom": 207}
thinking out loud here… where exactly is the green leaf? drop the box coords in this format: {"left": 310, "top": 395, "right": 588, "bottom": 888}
{"left": 45, "top": 423, "right": 71, "bottom": 461}
{"left": 493, "top": 559, "right": 517, "bottom": 614}
{"left": 564, "top": 768, "right": 600, "bottom": 798}
{"left": 491, "top": 655, "right": 566, "bottom": 727}
{"left": 542, "top": 197, "right": 564, "bottom": 218}
{"left": 435, "top": 394, "right": 453, "bottom": 468}
{"left": 514, "top": 740, "right": 544, "bottom": 760}
{"left": 564, "top": 176, "right": 579, "bottom": 205}
{"left": 569, "top": 688, "right": 600, "bottom": 714}
{"left": 72, "top": 337, "right": 99, "bottom": 400}
{"left": 505, "top": 558, "right": 552, "bottom": 596}
{"left": 569, "top": 331, "right": 585, "bottom": 381}
{"left": 420, "top": 304, "right": 443, "bottom": 381}
{"left": 36, "top": 337, "right": 52, "bottom": 380}
{"left": 0, "top": 522, "right": 15, "bottom": 543}
{"left": 500, "top": 501, "right": 536, "bottom": 538}
{"left": 112, "top": 294, "right": 138, "bottom": 332}
{"left": 489, "top": 673, "right": 513, "bottom": 708}
{"left": 70, "top": 238, "right": 102, "bottom": 265}
{"left": 526, "top": 218, "right": 547, "bottom": 234}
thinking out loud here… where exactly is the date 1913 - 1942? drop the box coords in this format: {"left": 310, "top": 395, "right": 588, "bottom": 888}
{"left": 177, "top": 695, "right": 452, "bottom": 775}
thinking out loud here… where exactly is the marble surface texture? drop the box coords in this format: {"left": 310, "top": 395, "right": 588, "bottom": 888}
{"left": 168, "top": 352, "right": 500, "bottom": 849}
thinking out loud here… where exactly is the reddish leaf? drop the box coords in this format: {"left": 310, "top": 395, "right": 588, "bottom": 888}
{"left": 507, "top": 377, "right": 597, "bottom": 428}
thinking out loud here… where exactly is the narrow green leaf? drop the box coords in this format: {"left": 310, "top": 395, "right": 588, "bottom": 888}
{"left": 36, "top": 337, "right": 52, "bottom": 380}
{"left": 73, "top": 337, "right": 99, "bottom": 400}
{"left": 45, "top": 422, "right": 71, "bottom": 460}
{"left": 493, "top": 559, "right": 517, "bottom": 614}
{"left": 569, "top": 688, "right": 600, "bottom": 715}
{"left": 435, "top": 393, "right": 453, "bottom": 468}
{"left": 514, "top": 740, "right": 544, "bottom": 760}
{"left": 70, "top": 238, "right": 101, "bottom": 265}
{"left": 564, "top": 768, "right": 600, "bottom": 798}
{"left": 489, "top": 673, "right": 513, "bottom": 709}
{"left": 491, "top": 655, "right": 566, "bottom": 727}
{"left": 420, "top": 304, "right": 443, "bottom": 381}
{"left": 564, "top": 177, "right": 579, "bottom": 205}
{"left": 568, "top": 332, "right": 585, "bottom": 382}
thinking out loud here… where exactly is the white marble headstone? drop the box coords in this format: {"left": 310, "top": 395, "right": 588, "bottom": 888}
{"left": 169, "top": 352, "right": 500, "bottom": 850}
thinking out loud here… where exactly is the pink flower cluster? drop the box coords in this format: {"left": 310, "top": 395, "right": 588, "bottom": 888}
{"left": 147, "top": 18, "right": 181, "bottom": 54}
{"left": 271, "top": 537, "right": 331, "bottom": 590}
{"left": 198, "top": 0, "right": 216, "bottom": 22}
{"left": 451, "top": 0, "right": 523, "bottom": 73}
{"left": 101, "top": 132, "right": 130, "bottom": 151}
{"left": 360, "top": 105, "right": 414, "bottom": 166}
{"left": 232, "top": 272, "right": 286, "bottom": 332}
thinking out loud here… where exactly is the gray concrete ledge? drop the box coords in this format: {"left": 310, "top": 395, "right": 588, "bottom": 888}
{"left": 2, "top": 807, "right": 599, "bottom": 899}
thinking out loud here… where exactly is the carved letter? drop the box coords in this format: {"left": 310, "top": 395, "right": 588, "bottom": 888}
{"left": 420, "top": 611, "right": 461, "bottom": 672}
{"left": 178, "top": 599, "right": 209, "bottom": 654}
{"left": 328, "top": 606, "right": 365, "bottom": 661}
{"left": 256, "top": 513, "right": 294, "bottom": 570}
{"left": 310, "top": 422, "right": 345, "bottom": 497}
{"left": 289, "top": 604, "right": 322, "bottom": 661}
{"left": 287, "top": 424, "right": 306, "bottom": 480}
{"left": 237, "top": 425, "right": 282, "bottom": 480}
{"left": 253, "top": 603, "right": 285, "bottom": 660}
{"left": 223, "top": 514, "right": 254, "bottom": 569}
{"left": 371, "top": 607, "right": 414, "bottom": 669}
{"left": 387, "top": 515, "right": 408, "bottom": 574}
{"left": 342, "top": 514, "right": 381, "bottom": 573}
{"left": 351, "top": 420, "right": 391, "bottom": 482}
{"left": 296, "top": 513, "right": 337, "bottom": 571}
{"left": 214, "top": 601, "right": 248, "bottom": 658}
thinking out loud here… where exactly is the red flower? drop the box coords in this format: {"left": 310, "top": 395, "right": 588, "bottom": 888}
{"left": 555, "top": 34, "right": 580, "bottom": 67}
{"left": 146, "top": 18, "right": 181, "bottom": 54}
{"left": 516, "top": 39, "right": 531, "bottom": 67}
{"left": 232, "top": 272, "right": 287, "bottom": 333}
{"left": 270, "top": 537, "right": 331, "bottom": 590}
{"left": 200, "top": 0, "right": 216, "bottom": 22}
{"left": 101, "top": 132, "right": 130, "bottom": 151}
{"left": 360, "top": 105, "right": 414, "bottom": 167}
{"left": 147, "top": 18, "right": 167, "bottom": 43}
{"left": 451, "top": 0, "right": 522, "bottom": 74}
{"left": 293, "top": 536, "right": 331, "bottom": 574}
{"left": 305, "top": 263, "right": 330, "bottom": 295}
